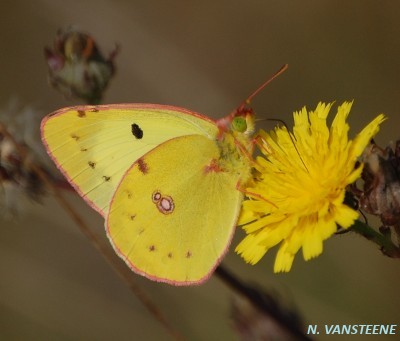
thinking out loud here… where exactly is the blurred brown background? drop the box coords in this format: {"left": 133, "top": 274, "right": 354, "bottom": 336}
{"left": 0, "top": 1, "right": 399, "bottom": 340}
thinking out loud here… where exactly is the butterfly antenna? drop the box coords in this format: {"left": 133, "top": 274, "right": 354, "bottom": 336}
{"left": 238, "top": 64, "right": 288, "bottom": 110}
{"left": 219, "top": 64, "right": 288, "bottom": 136}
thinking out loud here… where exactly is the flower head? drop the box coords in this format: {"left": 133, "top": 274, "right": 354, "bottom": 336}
{"left": 236, "top": 102, "right": 386, "bottom": 272}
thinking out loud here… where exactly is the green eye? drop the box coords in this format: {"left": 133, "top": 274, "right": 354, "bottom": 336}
{"left": 232, "top": 117, "right": 247, "bottom": 133}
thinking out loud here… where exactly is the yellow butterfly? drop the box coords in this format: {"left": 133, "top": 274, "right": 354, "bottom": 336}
{"left": 40, "top": 66, "right": 286, "bottom": 285}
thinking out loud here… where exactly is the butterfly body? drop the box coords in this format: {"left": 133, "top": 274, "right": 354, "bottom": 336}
{"left": 41, "top": 103, "right": 254, "bottom": 285}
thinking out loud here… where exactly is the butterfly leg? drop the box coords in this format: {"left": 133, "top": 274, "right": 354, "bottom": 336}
{"left": 233, "top": 136, "right": 257, "bottom": 167}
{"left": 235, "top": 180, "right": 277, "bottom": 208}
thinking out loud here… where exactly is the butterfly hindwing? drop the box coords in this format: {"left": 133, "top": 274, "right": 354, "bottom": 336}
{"left": 41, "top": 104, "right": 218, "bottom": 216}
{"left": 107, "top": 134, "right": 243, "bottom": 285}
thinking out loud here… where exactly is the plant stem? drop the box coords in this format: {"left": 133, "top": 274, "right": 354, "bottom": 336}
{"left": 0, "top": 124, "right": 183, "bottom": 341}
{"left": 349, "top": 220, "right": 400, "bottom": 258}
{"left": 43, "top": 174, "right": 184, "bottom": 340}
{"left": 215, "top": 265, "right": 312, "bottom": 341}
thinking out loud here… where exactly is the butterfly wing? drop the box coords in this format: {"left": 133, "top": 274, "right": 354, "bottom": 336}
{"left": 41, "top": 104, "right": 218, "bottom": 216}
{"left": 107, "top": 134, "right": 244, "bottom": 285}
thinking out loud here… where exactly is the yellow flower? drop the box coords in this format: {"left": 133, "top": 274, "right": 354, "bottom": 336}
{"left": 236, "top": 102, "right": 386, "bottom": 272}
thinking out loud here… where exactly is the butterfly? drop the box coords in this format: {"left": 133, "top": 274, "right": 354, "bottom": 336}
{"left": 40, "top": 65, "right": 287, "bottom": 285}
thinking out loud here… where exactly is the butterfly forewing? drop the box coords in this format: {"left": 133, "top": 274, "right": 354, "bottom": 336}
{"left": 41, "top": 104, "right": 218, "bottom": 216}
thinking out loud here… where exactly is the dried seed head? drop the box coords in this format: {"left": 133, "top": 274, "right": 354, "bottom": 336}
{"left": 44, "top": 27, "right": 118, "bottom": 104}
{"left": 355, "top": 140, "right": 400, "bottom": 227}
{"left": 0, "top": 100, "right": 50, "bottom": 217}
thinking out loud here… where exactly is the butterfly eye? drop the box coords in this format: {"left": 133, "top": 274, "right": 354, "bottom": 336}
{"left": 232, "top": 117, "right": 247, "bottom": 133}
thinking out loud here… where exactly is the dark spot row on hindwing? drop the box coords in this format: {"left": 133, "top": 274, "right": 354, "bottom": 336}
{"left": 103, "top": 175, "right": 111, "bottom": 182}
{"left": 145, "top": 247, "right": 192, "bottom": 259}
{"left": 71, "top": 133, "right": 80, "bottom": 141}
{"left": 88, "top": 161, "right": 96, "bottom": 169}
{"left": 77, "top": 110, "right": 86, "bottom": 118}
{"left": 131, "top": 123, "right": 143, "bottom": 139}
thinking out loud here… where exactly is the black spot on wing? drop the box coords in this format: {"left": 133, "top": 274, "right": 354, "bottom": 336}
{"left": 131, "top": 123, "right": 143, "bottom": 139}
{"left": 103, "top": 175, "right": 111, "bottom": 182}
{"left": 77, "top": 110, "right": 86, "bottom": 118}
{"left": 88, "top": 161, "right": 96, "bottom": 169}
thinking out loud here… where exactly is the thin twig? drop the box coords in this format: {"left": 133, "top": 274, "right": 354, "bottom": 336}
{"left": 0, "top": 124, "right": 184, "bottom": 341}
{"left": 215, "top": 265, "right": 312, "bottom": 341}
{"left": 42, "top": 173, "right": 183, "bottom": 340}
